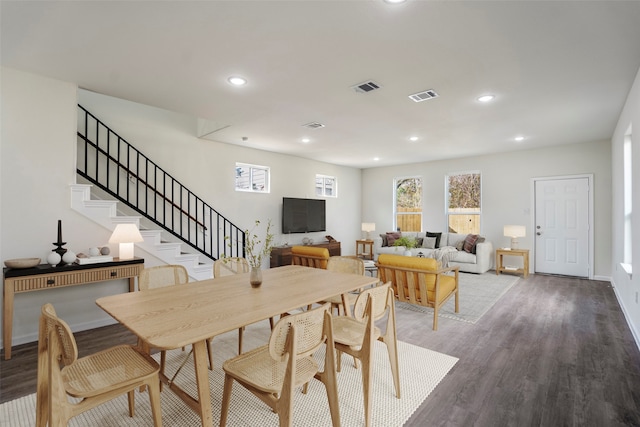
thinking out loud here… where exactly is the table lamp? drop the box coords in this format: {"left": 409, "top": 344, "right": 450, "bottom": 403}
{"left": 109, "top": 223, "right": 144, "bottom": 260}
{"left": 504, "top": 225, "right": 526, "bottom": 250}
{"left": 362, "top": 222, "right": 376, "bottom": 240}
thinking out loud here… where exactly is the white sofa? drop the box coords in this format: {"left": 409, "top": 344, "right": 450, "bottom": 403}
{"left": 373, "top": 231, "right": 493, "bottom": 274}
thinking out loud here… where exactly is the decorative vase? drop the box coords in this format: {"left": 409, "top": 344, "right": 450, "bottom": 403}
{"left": 47, "top": 252, "right": 61, "bottom": 266}
{"left": 403, "top": 249, "right": 412, "bottom": 256}
{"left": 62, "top": 251, "right": 76, "bottom": 264}
{"left": 249, "top": 266, "right": 263, "bottom": 288}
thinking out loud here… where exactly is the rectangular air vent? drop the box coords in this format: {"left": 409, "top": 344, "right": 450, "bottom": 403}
{"left": 352, "top": 80, "right": 382, "bottom": 93}
{"left": 303, "top": 121, "right": 325, "bottom": 129}
{"left": 409, "top": 89, "right": 439, "bottom": 102}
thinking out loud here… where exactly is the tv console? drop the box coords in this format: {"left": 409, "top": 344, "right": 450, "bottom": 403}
{"left": 270, "top": 241, "right": 341, "bottom": 268}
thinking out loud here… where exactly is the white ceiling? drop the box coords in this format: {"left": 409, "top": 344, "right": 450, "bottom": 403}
{"left": 2, "top": 1, "right": 640, "bottom": 168}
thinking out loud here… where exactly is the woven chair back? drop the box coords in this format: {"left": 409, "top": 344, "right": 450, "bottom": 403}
{"left": 139, "top": 265, "right": 188, "bottom": 290}
{"left": 269, "top": 303, "right": 330, "bottom": 362}
{"left": 326, "top": 256, "right": 365, "bottom": 275}
{"left": 41, "top": 303, "right": 78, "bottom": 366}
{"left": 213, "top": 257, "right": 250, "bottom": 277}
{"left": 353, "top": 282, "right": 393, "bottom": 322}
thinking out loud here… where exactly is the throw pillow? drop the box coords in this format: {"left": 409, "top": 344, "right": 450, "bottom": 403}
{"left": 426, "top": 232, "right": 442, "bottom": 248}
{"left": 386, "top": 232, "right": 402, "bottom": 246}
{"left": 422, "top": 236, "right": 437, "bottom": 249}
{"left": 455, "top": 240, "right": 465, "bottom": 251}
{"left": 415, "top": 237, "right": 424, "bottom": 247}
{"left": 379, "top": 233, "right": 389, "bottom": 247}
{"left": 463, "top": 234, "right": 479, "bottom": 253}
{"left": 472, "top": 236, "right": 485, "bottom": 254}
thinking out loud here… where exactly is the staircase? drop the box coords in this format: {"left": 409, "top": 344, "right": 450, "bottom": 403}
{"left": 70, "top": 183, "right": 214, "bottom": 281}
{"left": 73, "top": 105, "right": 245, "bottom": 281}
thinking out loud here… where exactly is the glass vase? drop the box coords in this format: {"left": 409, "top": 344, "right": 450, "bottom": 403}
{"left": 249, "top": 266, "right": 263, "bottom": 288}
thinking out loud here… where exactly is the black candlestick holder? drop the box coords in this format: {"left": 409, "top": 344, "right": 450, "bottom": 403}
{"left": 52, "top": 219, "right": 67, "bottom": 266}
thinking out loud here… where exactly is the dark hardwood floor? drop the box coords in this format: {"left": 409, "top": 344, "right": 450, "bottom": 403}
{"left": 2, "top": 273, "right": 639, "bottom": 426}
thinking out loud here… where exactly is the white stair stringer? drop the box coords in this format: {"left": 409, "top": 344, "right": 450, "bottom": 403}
{"left": 70, "top": 184, "right": 214, "bottom": 281}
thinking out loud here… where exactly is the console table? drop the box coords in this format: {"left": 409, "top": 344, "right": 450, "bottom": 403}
{"left": 2, "top": 257, "right": 144, "bottom": 360}
{"left": 270, "top": 241, "right": 341, "bottom": 267}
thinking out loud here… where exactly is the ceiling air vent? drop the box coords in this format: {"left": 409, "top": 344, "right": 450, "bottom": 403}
{"left": 409, "top": 89, "right": 439, "bottom": 102}
{"left": 302, "top": 121, "right": 325, "bottom": 129}
{"left": 351, "top": 80, "right": 382, "bottom": 93}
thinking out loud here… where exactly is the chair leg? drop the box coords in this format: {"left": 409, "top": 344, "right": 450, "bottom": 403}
{"left": 220, "top": 374, "right": 234, "bottom": 427}
{"left": 127, "top": 390, "right": 135, "bottom": 417}
{"left": 360, "top": 353, "right": 373, "bottom": 427}
{"left": 269, "top": 317, "right": 275, "bottom": 330}
{"left": 147, "top": 376, "right": 163, "bottom": 427}
{"left": 382, "top": 336, "right": 401, "bottom": 398}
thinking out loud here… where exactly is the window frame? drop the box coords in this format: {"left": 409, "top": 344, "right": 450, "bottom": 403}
{"left": 235, "top": 162, "right": 270, "bottom": 193}
{"left": 445, "top": 171, "right": 482, "bottom": 235}
{"left": 315, "top": 174, "right": 337, "bottom": 198}
{"left": 393, "top": 176, "right": 423, "bottom": 232}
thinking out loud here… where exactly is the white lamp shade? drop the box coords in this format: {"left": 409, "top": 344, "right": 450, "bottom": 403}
{"left": 503, "top": 225, "right": 526, "bottom": 238}
{"left": 109, "top": 224, "right": 143, "bottom": 260}
{"left": 361, "top": 222, "right": 376, "bottom": 232}
{"left": 504, "top": 225, "right": 526, "bottom": 250}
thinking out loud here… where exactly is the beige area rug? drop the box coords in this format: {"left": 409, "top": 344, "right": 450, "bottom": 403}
{"left": 1, "top": 321, "right": 457, "bottom": 426}
{"left": 395, "top": 271, "right": 520, "bottom": 324}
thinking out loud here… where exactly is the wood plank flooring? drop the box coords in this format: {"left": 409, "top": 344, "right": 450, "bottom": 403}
{"left": 2, "top": 273, "right": 639, "bottom": 426}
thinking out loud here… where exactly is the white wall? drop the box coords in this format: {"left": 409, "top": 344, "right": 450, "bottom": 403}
{"left": 1, "top": 68, "right": 129, "bottom": 349}
{"left": 1, "top": 69, "right": 362, "bottom": 349}
{"left": 611, "top": 65, "right": 640, "bottom": 344}
{"left": 362, "top": 140, "right": 612, "bottom": 278}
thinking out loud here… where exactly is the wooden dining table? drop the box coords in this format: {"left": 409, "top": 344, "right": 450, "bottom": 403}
{"left": 96, "top": 264, "right": 379, "bottom": 427}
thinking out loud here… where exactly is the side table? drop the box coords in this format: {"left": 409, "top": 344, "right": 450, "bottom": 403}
{"left": 356, "top": 239, "right": 374, "bottom": 260}
{"left": 496, "top": 248, "right": 529, "bottom": 278}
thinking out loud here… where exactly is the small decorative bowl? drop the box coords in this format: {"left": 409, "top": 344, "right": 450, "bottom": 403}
{"left": 4, "top": 258, "right": 41, "bottom": 269}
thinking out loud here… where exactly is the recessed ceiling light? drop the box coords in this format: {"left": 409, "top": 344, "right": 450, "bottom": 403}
{"left": 477, "top": 94, "right": 495, "bottom": 103}
{"left": 384, "top": 0, "right": 406, "bottom": 3}
{"left": 373, "top": 157, "right": 380, "bottom": 161}
{"left": 301, "top": 138, "right": 310, "bottom": 143}
{"left": 514, "top": 136, "right": 525, "bottom": 142}
{"left": 228, "top": 76, "right": 247, "bottom": 86}
{"left": 409, "top": 136, "right": 419, "bottom": 142}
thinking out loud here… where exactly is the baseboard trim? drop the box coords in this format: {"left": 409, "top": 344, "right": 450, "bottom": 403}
{"left": 610, "top": 277, "right": 640, "bottom": 353}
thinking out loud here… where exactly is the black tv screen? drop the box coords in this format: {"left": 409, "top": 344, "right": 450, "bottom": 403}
{"left": 282, "top": 197, "right": 326, "bottom": 234}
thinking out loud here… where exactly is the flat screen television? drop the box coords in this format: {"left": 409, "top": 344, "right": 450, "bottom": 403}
{"left": 282, "top": 197, "right": 326, "bottom": 234}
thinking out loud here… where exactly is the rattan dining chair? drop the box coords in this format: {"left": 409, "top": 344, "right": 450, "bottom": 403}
{"left": 332, "top": 282, "right": 401, "bottom": 427}
{"left": 219, "top": 303, "right": 341, "bottom": 427}
{"left": 320, "top": 256, "right": 366, "bottom": 315}
{"left": 213, "top": 257, "right": 274, "bottom": 354}
{"left": 139, "top": 264, "right": 214, "bottom": 371}
{"left": 36, "top": 303, "right": 162, "bottom": 427}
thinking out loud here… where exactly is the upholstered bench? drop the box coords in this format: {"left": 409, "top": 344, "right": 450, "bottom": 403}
{"left": 376, "top": 254, "right": 459, "bottom": 330}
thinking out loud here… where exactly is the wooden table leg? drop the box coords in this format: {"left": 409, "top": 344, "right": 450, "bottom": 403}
{"left": 192, "top": 340, "right": 214, "bottom": 427}
{"left": 3, "top": 281, "right": 14, "bottom": 360}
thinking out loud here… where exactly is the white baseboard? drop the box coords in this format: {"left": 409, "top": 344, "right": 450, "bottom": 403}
{"left": 610, "top": 277, "right": 640, "bottom": 352}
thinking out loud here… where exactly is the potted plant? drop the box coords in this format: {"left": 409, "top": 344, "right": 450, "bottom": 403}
{"left": 393, "top": 236, "right": 417, "bottom": 256}
{"left": 393, "top": 236, "right": 417, "bottom": 249}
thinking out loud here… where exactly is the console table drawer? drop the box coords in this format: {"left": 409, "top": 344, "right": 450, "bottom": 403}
{"left": 10, "top": 265, "right": 141, "bottom": 292}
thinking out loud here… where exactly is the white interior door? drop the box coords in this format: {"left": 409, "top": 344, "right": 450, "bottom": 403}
{"left": 534, "top": 176, "right": 591, "bottom": 277}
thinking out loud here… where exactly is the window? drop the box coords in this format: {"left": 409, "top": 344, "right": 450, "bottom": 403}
{"left": 394, "top": 177, "right": 422, "bottom": 232}
{"left": 623, "top": 132, "right": 632, "bottom": 274}
{"left": 446, "top": 172, "right": 481, "bottom": 234}
{"left": 315, "top": 174, "right": 337, "bottom": 197}
{"left": 235, "top": 163, "right": 270, "bottom": 193}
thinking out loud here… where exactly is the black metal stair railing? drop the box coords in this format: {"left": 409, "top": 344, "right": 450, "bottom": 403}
{"left": 76, "top": 104, "right": 245, "bottom": 261}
